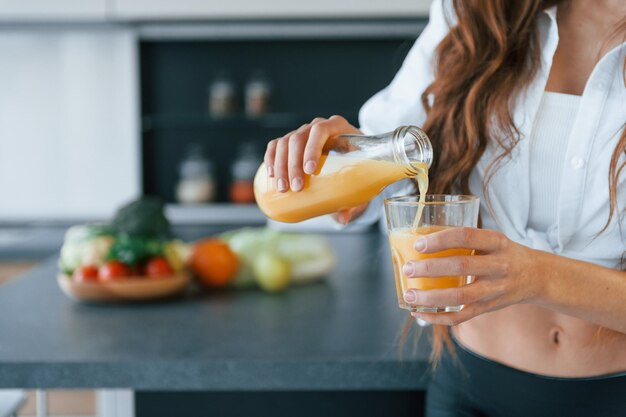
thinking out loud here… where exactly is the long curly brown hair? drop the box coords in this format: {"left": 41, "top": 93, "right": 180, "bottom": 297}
{"left": 420, "top": 0, "right": 626, "bottom": 364}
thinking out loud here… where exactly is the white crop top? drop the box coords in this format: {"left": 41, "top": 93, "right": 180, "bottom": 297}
{"left": 528, "top": 92, "right": 581, "bottom": 232}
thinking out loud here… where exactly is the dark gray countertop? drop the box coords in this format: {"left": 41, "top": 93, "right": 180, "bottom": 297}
{"left": 0, "top": 225, "right": 67, "bottom": 261}
{"left": 0, "top": 232, "right": 431, "bottom": 390}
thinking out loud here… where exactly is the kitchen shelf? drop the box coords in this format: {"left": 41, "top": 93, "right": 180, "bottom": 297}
{"left": 143, "top": 113, "right": 300, "bottom": 131}
{"left": 138, "top": 19, "right": 427, "bottom": 41}
{"left": 165, "top": 203, "right": 266, "bottom": 225}
{"left": 142, "top": 112, "right": 359, "bottom": 131}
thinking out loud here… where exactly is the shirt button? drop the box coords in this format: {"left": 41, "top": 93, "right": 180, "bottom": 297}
{"left": 595, "top": 81, "right": 606, "bottom": 90}
{"left": 571, "top": 157, "right": 585, "bottom": 169}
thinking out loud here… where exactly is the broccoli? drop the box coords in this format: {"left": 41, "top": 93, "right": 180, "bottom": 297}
{"left": 111, "top": 196, "right": 171, "bottom": 240}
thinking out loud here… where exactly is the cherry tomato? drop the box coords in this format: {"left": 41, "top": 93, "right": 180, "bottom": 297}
{"left": 145, "top": 257, "right": 173, "bottom": 278}
{"left": 99, "top": 261, "right": 131, "bottom": 282}
{"left": 73, "top": 265, "right": 99, "bottom": 283}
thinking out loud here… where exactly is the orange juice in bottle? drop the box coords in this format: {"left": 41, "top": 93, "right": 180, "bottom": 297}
{"left": 254, "top": 126, "right": 432, "bottom": 223}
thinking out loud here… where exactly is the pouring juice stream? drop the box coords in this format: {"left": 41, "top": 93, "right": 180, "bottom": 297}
{"left": 254, "top": 126, "right": 475, "bottom": 296}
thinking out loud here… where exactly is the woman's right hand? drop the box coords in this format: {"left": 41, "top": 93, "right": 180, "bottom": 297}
{"left": 264, "top": 115, "right": 362, "bottom": 193}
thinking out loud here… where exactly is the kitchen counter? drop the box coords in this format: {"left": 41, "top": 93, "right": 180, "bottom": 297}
{"left": 0, "top": 225, "right": 67, "bottom": 261}
{"left": 0, "top": 205, "right": 266, "bottom": 261}
{"left": 0, "top": 203, "right": 359, "bottom": 261}
{"left": 0, "top": 223, "right": 228, "bottom": 261}
{"left": 0, "top": 231, "right": 431, "bottom": 391}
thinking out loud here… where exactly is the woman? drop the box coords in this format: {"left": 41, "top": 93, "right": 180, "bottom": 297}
{"left": 264, "top": 0, "right": 626, "bottom": 415}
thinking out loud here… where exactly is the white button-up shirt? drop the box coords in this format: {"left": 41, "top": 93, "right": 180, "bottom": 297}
{"left": 358, "top": 0, "right": 626, "bottom": 269}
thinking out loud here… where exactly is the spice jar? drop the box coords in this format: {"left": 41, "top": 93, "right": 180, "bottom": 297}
{"left": 230, "top": 142, "right": 261, "bottom": 204}
{"left": 208, "top": 72, "right": 236, "bottom": 119}
{"left": 245, "top": 72, "right": 271, "bottom": 118}
{"left": 176, "top": 144, "right": 215, "bottom": 204}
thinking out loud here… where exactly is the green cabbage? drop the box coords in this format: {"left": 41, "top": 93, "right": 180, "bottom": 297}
{"left": 220, "top": 227, "right": 335, "bottom": 288}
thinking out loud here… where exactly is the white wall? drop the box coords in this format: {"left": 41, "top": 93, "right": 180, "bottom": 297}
{"left": 0, "top": 27, "right": 140, "bottom": 221}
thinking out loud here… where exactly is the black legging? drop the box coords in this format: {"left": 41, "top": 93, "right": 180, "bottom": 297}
{"left": 426, "top": 335, "right": 626, "bottom": 417}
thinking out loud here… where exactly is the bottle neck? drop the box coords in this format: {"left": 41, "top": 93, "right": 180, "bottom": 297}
{"left": 329, "top": 125, "right": 433, "bottom": 175}
{"left": 391, "top": 126, "right": 433, "bottom": 176}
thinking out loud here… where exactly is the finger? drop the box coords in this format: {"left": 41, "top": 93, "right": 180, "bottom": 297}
{"left": 265, "top": 129, "right": 295, "bottom": 177}
{"left": 334, "top": 203, "right": 369, "bottom": 225}
{"left": 336, "top": 209, "right": 352, "bottom": 225}
{"left": 288, "top": 126, "right": 310, "bottom": 192}
{"left": 411, "top": 298, "right": 501, "bottom": 326}
{"left": 415, "top": 227, "right": 508, "bottom": 254}
{"left": 403, "top": 279, "right": 501, "bottom": 309}
{"left": 403, "top": 255, "right": 501, "bottom": 278}
{"left": 273, "top": 137, "right": 289, "bottom": 192}
{"left": 302, "top": 115, "right": 349, "bottom": 175}
{"left": 264, "top": 139, "right": 278, "bottom": 177}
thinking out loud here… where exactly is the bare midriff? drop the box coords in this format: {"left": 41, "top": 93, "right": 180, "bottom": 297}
{"left": 455, "top": 306, "right": 626, "bottom": 377}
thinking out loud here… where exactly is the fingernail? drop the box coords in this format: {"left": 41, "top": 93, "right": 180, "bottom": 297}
{"left": 403, "top": 263, "right": 414, "bottom": 276}
{"left": 414, "top": 238, "right": 426, "bottom": 252}
{"left": 267, "top": 165, "right": 274, "bottom": 177}
{"left": 304, "top": 160, "right": 317, "bottom": 174}
{"left": 414, "top": 316, "right": 430, "bottom": 327}
{"left": 291, "top": 177, "right": 303, "bottom": 191}
{"left": 277, "top": 178, "right": 288, "bottom": 192}
{"left": 404, "top": 291, "right": 416, "bottom": 303}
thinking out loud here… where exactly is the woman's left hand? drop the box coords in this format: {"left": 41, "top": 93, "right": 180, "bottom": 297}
{"left": 403, "top": 227, "right": 546, "bottom": 326}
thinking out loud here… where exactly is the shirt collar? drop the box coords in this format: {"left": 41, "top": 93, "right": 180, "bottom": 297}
{"left": 542, "top": 5, "right": 558, "bottom": 23}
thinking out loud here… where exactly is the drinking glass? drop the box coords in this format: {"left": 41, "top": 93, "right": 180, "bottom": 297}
{"left": 384, "top": 195, "right": 480, "bottom": 313}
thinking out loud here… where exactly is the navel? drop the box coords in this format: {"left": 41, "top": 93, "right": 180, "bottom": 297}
{"left": 549, "top": 327, "right": 563, "bottom": 346}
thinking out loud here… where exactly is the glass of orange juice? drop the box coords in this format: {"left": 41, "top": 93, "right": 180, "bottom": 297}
{"left": 384, "top": 195, "right": 479, "bottom": 313}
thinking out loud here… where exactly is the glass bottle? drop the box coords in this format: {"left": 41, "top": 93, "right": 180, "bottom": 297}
{"left": 245, "top": 71, "right": 272, "bottom": 118}
{"left": 229, "top": 142, "right": 261, "bottom": 204}
{"left": 253, "top": 125, "right": 433, "bottom": 223}
{"left": 208, "top": 72, "right": 236, "bottom": 119}
{"left": 176, "top": 144, "right": 216, "bottom": 204}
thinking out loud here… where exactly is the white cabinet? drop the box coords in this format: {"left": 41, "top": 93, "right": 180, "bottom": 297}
{"left": 0, "top": 0, "right": 432, "bottom": 22}
{"left": 112, "top": 0, "right": 432, "bottom": 20}
{"left": 0, "top": 0, "right": 107, "bottom": 21}
{"left": 0, "top": 28, "right": 140, "bottom": 220}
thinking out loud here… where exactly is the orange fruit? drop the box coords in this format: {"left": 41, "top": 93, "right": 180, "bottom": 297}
{"left": 190, "top": 239, "right": 239, "bottom": 288}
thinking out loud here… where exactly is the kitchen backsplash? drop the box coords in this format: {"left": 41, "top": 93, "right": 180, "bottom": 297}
{"left": 140, "top": 36, "right": 419, "bottom": 203}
